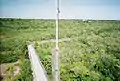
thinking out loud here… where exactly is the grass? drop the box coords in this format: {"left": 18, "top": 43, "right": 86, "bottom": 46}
{"left": 36, "top": 20, "right": 120, "bottom": 81}
{"left": 0, "top": 18, "right": 120, "bottom": 81}
{"left": 0, "top": 18, "right": 55, "bottom": 81}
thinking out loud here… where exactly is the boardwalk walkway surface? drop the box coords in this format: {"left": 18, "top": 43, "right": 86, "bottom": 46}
{"left": 28, "top": 44, "right": 48, "bottom": 81}
{"left": 34, "top": 38, "right": 71, "bottom": 45}
{"left": 27, "top": 38, "right": 70, "bottom": 81}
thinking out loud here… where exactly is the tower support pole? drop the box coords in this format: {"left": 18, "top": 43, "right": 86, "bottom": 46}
{"left": 52, "top": 0, "right": 60, "bottom": 81}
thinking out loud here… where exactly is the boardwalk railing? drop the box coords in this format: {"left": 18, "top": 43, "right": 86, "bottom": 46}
{"left": 28, "top": 43, "right": 48, "bottom": 81}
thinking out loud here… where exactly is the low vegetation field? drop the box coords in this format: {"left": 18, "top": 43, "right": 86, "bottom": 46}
{"left": 0, "top": 18, "right": 120, "bottom": 81}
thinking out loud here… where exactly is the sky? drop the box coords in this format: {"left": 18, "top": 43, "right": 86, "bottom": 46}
{"left": 0, "top": 0, "right": 120, "bottom": 20}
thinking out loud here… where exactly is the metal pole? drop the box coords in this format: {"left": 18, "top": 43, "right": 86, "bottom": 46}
{"left": 52, "top": 0, "right": 60, "bottom": 81}
{"left": 56, "top": 0, "right": 59, "bottom": 49}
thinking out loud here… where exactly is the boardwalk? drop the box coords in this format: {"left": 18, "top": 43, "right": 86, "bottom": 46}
{"left": 27, "top": 38, "right": 70, "bottom": 81}
{"left": 34, "top": 38, "right": 70, "bottom": 45}
{"left": 28, "top": 44, "right": 48, "bottom": 81}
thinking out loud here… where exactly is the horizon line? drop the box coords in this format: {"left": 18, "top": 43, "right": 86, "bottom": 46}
{"left": 0, "top": 17, "right": 120, "bottom": 20}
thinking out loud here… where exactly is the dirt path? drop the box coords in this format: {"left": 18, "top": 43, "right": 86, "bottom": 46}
{"left": 0, "top": 60, "right": 21, "bottom": 81}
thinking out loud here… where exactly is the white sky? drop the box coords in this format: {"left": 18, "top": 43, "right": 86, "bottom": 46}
{"left": 0, "top": 0, "right": 120, "bottom": 20}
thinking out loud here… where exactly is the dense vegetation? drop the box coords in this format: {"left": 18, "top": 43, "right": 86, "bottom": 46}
{"left": 0, "top": 18, "right": 120, "bottom": 81}
{"left": 0, "top": 18, "right": 55, "bottom": 81}
{"left": 36, "top": 20, "right": 120, "bottom": 81}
